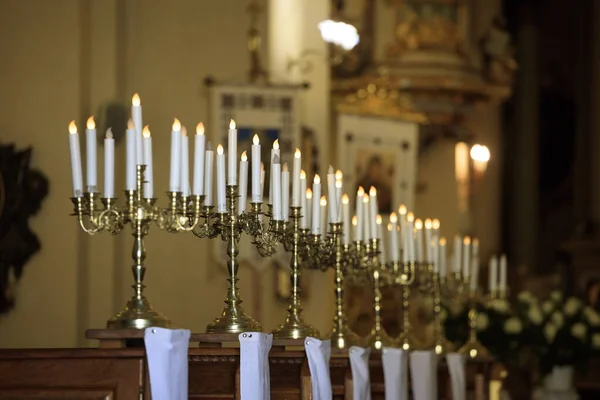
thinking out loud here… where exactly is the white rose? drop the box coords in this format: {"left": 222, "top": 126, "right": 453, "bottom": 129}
{"left": 518, "top": 291, "right": 534, "bottom": 303}
{"left": 492, "top": 299, "right": 511, "bottom": 314}
{"left": 571, "top": 322, "right": 587, "bottom": 341}
{"left": 584, "top": 307, "right": 600, "bottom": 327}
{"left": 542, "top": 301, "right": 554, "bottom": 315}
{"left": 550, "top": 290, "right": 563, "bottom": 303}
{"left": 592, "top": 333, "right": 600, "bottom": 349}
{"left": 564, "top": 297, "right": 582, "bottom": 316}
{"left": 477, "top": 312, "right": 489, "bottom": 331}
{"left": 544, "top": 323, "right": 557, "bottom": 343}
{"left": 528, "top": 306, "right": 543, "bottom": 325}
{"left": 504, "top": 317, "right": 523, "bottom": 334}
{"left": 552, "top": 311, "right": 564, "bottom": 328}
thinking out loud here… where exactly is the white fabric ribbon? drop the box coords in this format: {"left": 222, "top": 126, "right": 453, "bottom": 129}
{"left": 446, "top": 353, "right": 466, "bottom": 400}
{"left": 349, "top": 346, "right": 371, "bottom": 400}
{"left": 304, "top": 337, "right": 332, "bottom": 400}
{"left": 144, "top": 327, "right": 191, "bottom": 400}
{"left": 409, "top": 350, "right": 437, "bottom": 400}
{"left": 382, "top": 347, "right": 408, "bottom": 400}
{"left": 239, "top": 332, "right": 273, "bottom": 400}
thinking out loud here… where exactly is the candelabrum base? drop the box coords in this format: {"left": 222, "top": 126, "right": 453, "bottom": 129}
{"left": 272, "top": 315, "right": 320, "bottom": 340}
{"left": 458, "top": 339, "right": 490, "bottom": 359}
{"left": 329, "top": 325, "right": 363, "bottom": 349}
{"left": 367, "top": 327, "right": 394, "bottom": 350}
{"left": 206, "top": 304, "right": 262, "bottom": 334}
{"left": 106, "top": 296, "right": 170, "bottom": 329}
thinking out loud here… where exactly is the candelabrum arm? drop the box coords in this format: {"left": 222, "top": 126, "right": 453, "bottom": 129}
{"left": 72, "top": 194, "right": 124, "bottom": 235}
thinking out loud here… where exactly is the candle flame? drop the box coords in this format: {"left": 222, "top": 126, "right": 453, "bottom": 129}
{"left": 229, "top": 119, "right": 236, "bottom": 129}
{"left": 357, "top": 186, "right": 365, "bottom": 196}
{"left": 335, "top": 170, "right": 343, "bottom": 181}
{"left": 390, "top": 212, "right": 398, "bottom": 223}
{"left": 399, "top": 204, "right": 407, "bottom": 215}
{"left": 464, "top": 236, "right": 471, "bottom": 245}
{"left": 415, "top": 219, "right": 423, "bottom": 229}
{"left": 172, "top": 118, "right": 181, "bottom": 131}
{"left": 300, "top": 170, "right": 306, "bottom": 179}
{"left": 470, "top": 144, "right": 490, "bottom": 162}
{"left": 241, "top": 151, "right": 247, "bottom": 162}
{"left": 217, "top": 144, "right": 224, "bottom": 155}
{"left": 314, "top": 174, "right": 320, "bottom": 184}
{"left": 369, "top": 186, "right": 377, "bottom": 196}
{"left": 439, "top": 237, "right": 447, "bottom": 246}
{"left": 320, "top": 196, "right": 327, "bottom": 206}
{"left": 132, "top": 93, "right": 140, "bottom": 106}
{"left": 68, "top": 120, "right": 77, "bottom": 134}
{"left": 196, "top": 122, "right": 205, "bottom": 135}
{"left": 328, "top": 165, "right": 334, "bottom": 174}
{"left": 306, "top": 188, "right": 313, "bottom": 199}
{"left": 181, "top": 126, "right": 187, "bottom": 137}
{"left": 282, "top": 162, "right": 289, "bottom": 172}
{"left": 352, "top": 216, "right": 358, "bottom": 226}
{"left": 388, "top": 223, "right": 392, "bottom": 231}
{"left": 376, "top": 214, "right": 382, "bottom": 225}
{"left": 106, "top": 128, "right": 114, "bottom": 139}
{"left": 86, "top": 116, "right": 95, "bottom": 130}
{"left": 363, "top": 195, "right": 369, "bottom": 204}
{"left": 424, "top": 218, "right": 432, "bottom": 229}
{"left": 473, "top": 238, "right": 479, "bottom": 246}
{"left": 253, "top": 134, "right": 259, "bottom": 145}
{"left": 335, "top": 180, "right": 342, "bottom": 189}
{"left": 294, "top": 148, "right": 301, "bottom": 158}
{"left": 342, "top": 194, "right": 349, "bottom": 204}
{"left": 260, "top": 162, "right": 265, "bottom": 170}
{"left": 127, "top": 118, "right": 135, "bottom": 130}
{"left": 432, "top": 218, "right": 440, "bottom": 229}
{"left": 407, "top": 212, "right": 415, "bottom": 222}
{"left": 142, "top": 125, "right": 151, "bottom": 138}
{"left": 273, "top": 139, "right": 279, "bottom": 150}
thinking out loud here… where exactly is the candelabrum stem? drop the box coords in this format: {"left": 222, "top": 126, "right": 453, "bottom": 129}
{"left": 432, "top": 270, "right": 448, "bottom": 354}
{"left": 367, "top": 239, "right": 392, "bottom": 349}
{"left": 458, "top": 290, "right": 490, "bottom": 359}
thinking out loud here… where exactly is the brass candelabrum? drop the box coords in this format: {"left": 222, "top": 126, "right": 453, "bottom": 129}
{"left": 389, "top": 260, "right": 416, "bottom": 350}
{"left": 457, "top": 274, "right": 491, "bottom": 359}
{"left": 71, "top": 165, "right": 170, "bottom": 329}
{"left": 163, "top": 185, "right": 284, "bottom": 334}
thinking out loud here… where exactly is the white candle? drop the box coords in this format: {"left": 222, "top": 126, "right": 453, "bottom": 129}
{"left": 306, "top": 188, "right": 313, "bottom": 230}
{"left": 142, "top": 126, "right": 154, "bottom": 198}
{"left": 352, "top": 216, "right": 358, "bottom": 241}
{"left": 271, "top": 155, "right": 282, "bottom": 220}
{"left": 320, "top": 196, "right": 327, "bottom": 235}
{"left": 131, "top": 93, "right": 143, "bottom": 165}
{"left": 268, "top": 139, "right": 280, "bottom": 204}
{"left": 180, "top": 127, "right": 190, "bottom": 197}
{"left": 342, "top": 194, "right": 350, "bottom": 245}
{"left": 204, "top": 144, "right": 214, "bottom": 206}
{"left": 327, "top": 166, "right": 337, "bottom": 224}
{"left": 453, "top": 235, "right": 462, "bottom": 274}
{"left": 104, "top": 129, "right": 115, "bottom": 198}
{"left": 193, "top": 123, "right": 206, "bottom": 196}
{"left": 389, "top": 213, "right": 399, "bottom": 262}
{"left": 463, "top": 236, "right": 471, "bottom": 278}
{"left": 68, "top": 121, "right": 83, "bottom": 197}
{"left": 377, "top": 216, "right": 385, "bottom": 263}
{"left": 399, "top": 205, "right": 407, "bottom": 254}
{"left": 406, "top": 213, "right": 415, "bottom": 262}
{"left": 424, "top": 218, "right": 433, "bottom": 263}
{"left": 439, "top": 237, "right": 447, "bottom": 277}
{"left": 499, "top": 254, "right": 507, "bottom": 291}
{"left": 369, "top": 187, "right": 378, "bottom": 239}
{"left": 260, "top": 163, "right": 265, "bottom": 202}
{"left": 281, "top": 163, "right": 290, "bottom": 221}
{"left": 363, "top": 195, "right": 370, "bottom": 242}
{"left": 85, "top": 116, "right": 97, "bottom": 191}
{"left": 216, "top": 144, "right": 226, "bottom": 213}
{"left": 402, "top": 225, "right": 409, "bottom": 264}
{"left": 355, "top": 187, "right": 365, "bottom": 242}
{"left": 311, "top": 175, "right": 321, "bottom": 235}
{"left": 300, "top": 170, "right": 307, "bottom": 228}
{"left": 415, "top": 219, "right": 424, "bottom": 263}
{"left": 228, "top": 120, "right": 237, "bottom": 185}
{"left": 432, "top": 218, "right": 441, "bottom": 239}
{"left": 125, "top": 119, "right": 136, "bottom": 191}
{"left": 470, "top": 255, "right": 479, "bottom": 291}
{"left": 239, "top": 151, "right": 248, "bottom": 214}
{"left": 292, "top": 149, "right": 301, "bottom": 207}
{"left": 335, "top": 170, "right": 343, "bottom": 207}
{"left": 169, "top": 118, "right": 182, "bottom": 192}
{"left": 489, "top": 255, "right": 498, "bottom": 293}
{"left": 251, "top": 135, "right": 261, "bottom": 203}
{"left": 432, "top": 238, "right": 440, "bottom": 273}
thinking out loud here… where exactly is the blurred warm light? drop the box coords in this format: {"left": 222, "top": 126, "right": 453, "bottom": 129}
{"left": 470, "top": 144, "right": 490, "bottom": 163}
{"left": 318, "top": 19, "right": 359, "bottom": 50}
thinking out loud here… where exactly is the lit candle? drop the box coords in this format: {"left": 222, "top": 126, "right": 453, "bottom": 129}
{"left": 238, "top": 151, "right": 248, "bottom": 214}
{"left": 272, "top": 155, "right": 282, "bottom": 220}
{"left": 377, "top": 215, "right": 385, "bottom": 263}
{"left": 489, "top": 255, "right": 498, "bottom": 293}
{"left": 292, "top": 149, "right": 301, "bottom": 207}
{"left": 260, "top": 162, "right": 265, "bottom": 202}
{"left": 306, "top": 188, "right": 313, "bottom": 230}
{"left": 472, "top": 238, "right": 480, "bottom": 259}
{"left": 432, "top": 218, "right": 441, "bottom": 238}
{"left": 406, "top": 212, "right": 415, "bottom": 262}
{"left": 363, "top": 195, "right": 370, "bottom": 242}
{"left": 327, "top": 166, "right": 338, "bottom": 224}
{"left": 463, "top": 236, "right": 471, "bottom": 278}
{"left": 311, "top": 175, "right": 321, "bottom": 235}
{"left": 204, "top": 143, "right": 214, "bottom": 206}
{"left": 131, "top": 93, "right": 143, "bottom": 165}
{"left": 369, "top": 187, "right": 378, "bottom": 239}
{"left": 193, "top": 123, "right": 206, "bottom": 196}
{"left": 282, "top": 162, "right": 290, "bottom": 221}
{"left": 453, "top": 235, "right": 462, "bottom": 274}
{"left": 342, "top": 194, "right": 350, "bottom": 245}
{"left": 251, "top": 135, "right": 261, "bottom": 203}
{"left": 68, "top": 121, "right": 83, "bottom": 197}
{"left": 228, "top": 120, "right": 237, "bottom": 185}
{"left": 300, "top": 170, "right": 307, "bottom": 228}
{"left": 335, "top": 170, "right": 343, "bottom": 220}
{"left": 126, "top": 119, "right": 136, "bottom": 191}
{"left": 169, "top": 118, "right": 182, "bottom": 192}
{"left": 355, "top": 187, "right": 365, "bottom": 242}
{"left": 439, "top": 237, "right": 447, "bottom": 278}
{"left": 85, "top": 116, "right": 97, "bottom": 191}
{"left": 424, "top": 218, "right": 433, "bottom": 263}
{"left": 320, "top": 196, "right": 327, "bottom": 235}
{"left": 432, "top": 238, "right": 439, "bottom": 273}
{"left": 104, "top": 128, "right": 115, "bottom": 198}
{"left": 389, "top": 213, "right": 399, "bottom": 262}
{"left": 399, "top": 205, "right": 407, "bottom": 253}
{"left": 142, "top": 126, "right": 153, "bottom": 198}
{"left": 216, "top": 144, "right": 226, "bottom": 213}
{"left": 352, "top": 216, "right": 358, "bottom": 241}
{"left": 268, "top": 139, "right": 280, "bottom": 204}
{"left": 180, "top": 127, "right": 190, "bottom": 197}
{"left": 415, "top": 219, "right": 424, "bottom": 263}
{"left": 499, "top": 254, "right": 507, "bottom": 292}
{"left": 402, "top": 224, "right": 409, "bottom": 264}
{"left": 470, "top": 254, "right": 479, "bottom": 292}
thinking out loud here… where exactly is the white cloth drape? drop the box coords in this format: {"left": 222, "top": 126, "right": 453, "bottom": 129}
{"left": 305, "top": 337, "right": 333, "bottom": 400}
{"left": 409, "top": 350, "right": 437, "bottom": 400}
{"left": 349, "top": 346, "right": 371, "bottom": 400}
{"left": 446, "top": 353, "right": 467, "bottom": 400}
{"left": 382, "top": 347, "right": 409, "bottom": 400}
{"left": 239, "top": 332, "right": 273, "bottom": 400}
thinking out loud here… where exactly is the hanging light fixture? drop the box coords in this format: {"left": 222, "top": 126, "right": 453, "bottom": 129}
{"left": 318, "top": 0, "right": 359, "bottom": 51}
